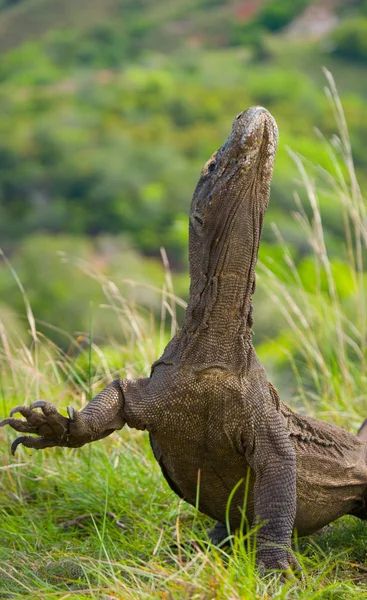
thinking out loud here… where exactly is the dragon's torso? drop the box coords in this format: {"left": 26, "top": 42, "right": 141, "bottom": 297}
{"left": 146, "top": 365, "right": 367, "bottom": 537}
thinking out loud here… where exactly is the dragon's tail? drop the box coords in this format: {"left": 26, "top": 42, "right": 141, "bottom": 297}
{"left": 357, "top": 418, "right": 367, "bottom": 442}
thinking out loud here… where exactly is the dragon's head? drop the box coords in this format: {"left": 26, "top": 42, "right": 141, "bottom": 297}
{"left": 188, "top": 106, "right": 278, "bottom": 285}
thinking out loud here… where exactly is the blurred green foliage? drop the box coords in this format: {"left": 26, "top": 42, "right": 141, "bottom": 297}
{"left": 0, "top": 234, "right": 188, "bottom": 347}
{"left": 257, "top": 0, "right": 309, "bottom": 31}
{"left": 0, "top": 49, "right": 366, "bottom": 263}
{"left": 0, "top": 0, "right": 23, "bottom": 7}
{"left": 331, "top": 18, "right": 367, "bottom": 62}
{"left": 0, "top": 0, "right": 366, "bottom": 356}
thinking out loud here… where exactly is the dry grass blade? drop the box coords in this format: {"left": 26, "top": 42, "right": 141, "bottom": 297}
{"left": 0, "top": 249, "right": 37, "bottom": 344}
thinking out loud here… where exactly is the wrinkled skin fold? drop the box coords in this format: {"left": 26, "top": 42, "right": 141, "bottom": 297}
{"left": 2, "top": 107, "right": 367, "bottom": 576}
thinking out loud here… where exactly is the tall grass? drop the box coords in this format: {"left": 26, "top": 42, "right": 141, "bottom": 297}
{"left": 0, "top": 72, "right": 367, "bottom": 598}
{"left": 258, "top": 69, "right": 367, "bottom": 429}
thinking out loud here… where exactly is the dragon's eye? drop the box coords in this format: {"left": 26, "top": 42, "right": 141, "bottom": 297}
{"left": 208, "top": 162, "right": 216, "bottom": 172}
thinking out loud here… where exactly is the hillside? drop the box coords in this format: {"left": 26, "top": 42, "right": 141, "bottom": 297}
{"left": 0, "top": 0, "right": 347, "bottom": 54}
{"left": 2, "top": 0, "right": 236, "bottom": 53}
{"left": 0, "top": 0, "right": 120, "bottom": 52}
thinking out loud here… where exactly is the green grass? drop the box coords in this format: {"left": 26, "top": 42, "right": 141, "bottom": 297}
{"left": 1, "top": 74, "right": 367, "bottom": 598}
{"left": 1, "top": 423, "right": 367, "bottom": 598}
{"left": 1, "top": 404, "right": 367, "bottom": 598}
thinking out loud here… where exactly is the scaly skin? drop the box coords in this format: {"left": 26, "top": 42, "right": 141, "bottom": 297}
{"left": 1, "top": 107, "right": 367, "bottom": 574}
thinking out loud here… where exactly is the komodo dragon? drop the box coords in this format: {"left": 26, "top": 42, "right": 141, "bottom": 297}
{"left": 2, "top": 107, "right": 367, "bottom": 574}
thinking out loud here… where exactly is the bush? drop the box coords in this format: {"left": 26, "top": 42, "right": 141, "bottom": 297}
{"left": 330, "top": 18, "right": 367, "bottom": 62}
{"left": 230, "top": 0, "right": 309, "bottom": 48}
{"left": 230, "top": 21, "right": 265, "bottom": 49}
{"left": 257, "top": 0, "right": 309, "bottom": 32}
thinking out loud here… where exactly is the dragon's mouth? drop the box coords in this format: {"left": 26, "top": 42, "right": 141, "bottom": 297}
{"left": 239, "top": 106, "right": 278, "bottom": 155}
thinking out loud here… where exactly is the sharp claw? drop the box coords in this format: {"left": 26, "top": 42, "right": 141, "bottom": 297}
{"left": 11, "top": 436, "right": 27, "bottom": 455}
{"left": 30, "top": 400, "right": 46, "bottom": 410}
{"left": 67, "top": 406, "right": 75, "bottom": 421}
{"left": 9, "top": 405, "right": 26, "bottom": 417}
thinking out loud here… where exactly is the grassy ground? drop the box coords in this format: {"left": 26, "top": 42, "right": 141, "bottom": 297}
{"left": 1, "top": 76, "right": 367, "bottom": 599}
{"left": 0, "top": 355, "right": 367, "bottom": 599}
{"left": 1, "top": 372, "right": 367, "bottom": 599}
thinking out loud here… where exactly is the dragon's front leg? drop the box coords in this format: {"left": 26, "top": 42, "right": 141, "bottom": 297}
{"left": 0, "top": 380, "right": 127, "bottom": 454}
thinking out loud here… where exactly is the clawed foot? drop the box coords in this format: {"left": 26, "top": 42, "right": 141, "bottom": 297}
{"left": 0, "top": 401, "right": 92, "bottom": 454}
{"left": 257, "top": 547, "right": 302, "bottom": 580}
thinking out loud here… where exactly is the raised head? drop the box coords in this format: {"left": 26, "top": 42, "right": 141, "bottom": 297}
{"left": 183, "top": 107, "right": 278, "bottom": 369}
{"left": 189, "top": 106, "right": 278, "bottom": 284}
